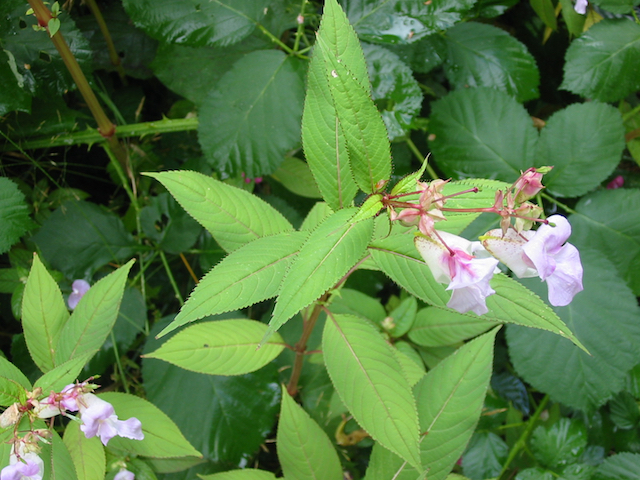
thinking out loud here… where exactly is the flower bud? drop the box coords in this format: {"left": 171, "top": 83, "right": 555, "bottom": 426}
{"left": 513, "top": 167, "right": 547, "bottom": 203}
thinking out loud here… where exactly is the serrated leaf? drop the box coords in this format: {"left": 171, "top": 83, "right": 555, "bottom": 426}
{"left": 595, "top": 452, "right": 640, "bottom": 480}
{"left": 347, "top": 0, "right": 430, "bottom": 45}
{"left": 591, "top": 0, "right": 640, "bottom": 13}
{"left": 200, "top": 470, "right": 277, "bottom": 480}
{"left": 46, "top": 430, "right": 79, "bottom": 480}
{"left": 507, "top": 250, "right": 640, "bottom": 411}
{"left": 271, "top": 157, "right": 323, "bottom": 199}
{"left": 351, "top": 194, "right": 383, "bottom": 223}
{"left": 22, "top": 254, "right": 68, "bottom": 373}
{"left": 55, "top": 260, "right": 134, "bottom": 364}
{"left": 122, "top": 0, "right": 270, "bottom": 47}
{"left": 408, "top": 306, "right": 498, "bottom": 347}
{"left": 0, "top": 177, "right": 34, "bottom": 255}
{"left": 33, "top": 352, "right": 94, "bottom": 394}
{"left": 0, "top": 377, "right": 26, "bottom": 407}
{"left": 387, "top": 295, "right": 418, "bottom": 338}
{"left": 399, "top": 0, "right": 478, "bottom": 38}
{"left": 429, "top": 88, "right": 538, "bottom": 180}
{"left": 0, "top": 356, "right": 31, "bottom": 390}
{"left": 394, "top": 346, "right": 426, "bottom": 387}
{"left": 536, "top": 103, "right": 625, "bottom": 197}
{"left": 146, "top": 320, "right": 285, "bottom": 376}
{"left": 570, "top": 189, "right": 640, "bottom": 296}
{"left": 98, "top": 392, "right": 201, "bottom": 458}
{"left": 462, "top": 431, "right": 509, "bottom": 480}
{"left": 300, "top": 202, "right": 334, "bottom": 232}
{"left": 530, "top": 418, "right": 587, "bottom": 469}
{"left": 329, "top": 288, "right": 388, "bottom": 324}
{"left": 63, "top": 421, "right": 105, "bottom": 480}
{"left": 277, "top": 386, "right": 343, "bottom": 480}
{"left": 609, "top": 392, "right": 640, "bottom": 429}
{"left": 561, "top": 19, "right": 640, "bottom": 102}
{"left": 267, "top": 209, "right": 374, "bottom": 338}
{"left": 145, "top": 171, "right": 293, "bottom": 253}
{"left": 443, "top": 22, "right": 540, "bottom": 102}
{"left": 159, "top": 232, "right": 306, "bottom": 337}
{"left": 198, "top": 50, "right": 306, "bottom": 177}
{"left": 323, "top": 313, "right": 421, "bottom": 469}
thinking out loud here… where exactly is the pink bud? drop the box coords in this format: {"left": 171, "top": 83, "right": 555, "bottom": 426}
{"left": 606, "top": 175, "right": 624, "bottom": 189}
{"left": 514, "top": 168, "right": 545, "bottom": 203}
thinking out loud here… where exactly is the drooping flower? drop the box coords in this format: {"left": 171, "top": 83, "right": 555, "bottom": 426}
{"left": 513, "top": 167, "right": 545, "bottom": 203}
{"left": 0, "top": 449, "right": 44, "bottom": 480}
{"left": 415, "top": 231, "right": 499, "bottom": 315}
{"left": 78, "top": 394, "right": 144, "bottom": 446}
{"left": 114, "top": 469, "right": 135, "bottom": 480}
{"left": 481, "top": 215, "right": 583, "bottom": 306}
{"left": 68, "top": 280, "right": 91, "bottom": 310}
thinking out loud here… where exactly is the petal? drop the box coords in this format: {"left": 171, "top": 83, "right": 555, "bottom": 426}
{"left": 414, "top": 235, "right": 452, "bottom": 284}
{"left": 447, "top": 284, "right": 494, "bottom": 315}
{"left": 114, "top": 470, "right": 135, "bottom": 480}
{"left": 482, "top": 229, "right": 537, "bottom": 278}
{"left": 545, "top": 243, "right": 584, "bottom": 306}
{"left": 447, "top": 255, "right": 498, "bottom": 290}
{"left": 114, "top": 417, "right": 144, "bottom": 441}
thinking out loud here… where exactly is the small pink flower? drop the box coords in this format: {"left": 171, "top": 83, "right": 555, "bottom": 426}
{"left": 37, "top": 384, "right": 83, "bottom": 418}
{"left": 606, "top": 175, "right": 624, "bottom": 189}
{"left": 78, "top": 394, "right": 144, "bottom": 446}
{"left": 68, "top": 280, "right": 90, "bottom": 310}
{"left": 514, "top": 168, "right": 545, "bottom": 203}
{"left": 1, "top": 451, "right": 43, "bottom": 480}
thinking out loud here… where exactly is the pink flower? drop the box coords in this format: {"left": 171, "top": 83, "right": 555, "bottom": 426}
{"left": 37, "top": 384, "right": 82, "bottom": 418}
{"left": 606, "top": 175, "right": 624, "bottom": 189}
{"left": 415, "top": 231, "right": 499, "bottom": 315}
{"left": 1, "top": 451, "right": 43, "bottom": 480}
{"left": 514, "top": 168, "right": 545, "bottom": 203}
{"left": 114, "top": 469, "right": 135, "bottom": 480}
{"left": 481, "top": 215, "right": 583, "bottom": 306}
{"left": 78, "top": 394, "right": 144, "bottom": 446}
{"left": 68, "top": 280, "right": 90, "bottom": 310}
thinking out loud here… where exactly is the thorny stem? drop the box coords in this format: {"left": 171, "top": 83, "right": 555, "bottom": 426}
{"left": 84, "top": 0, "right": 127, "bottom": 83}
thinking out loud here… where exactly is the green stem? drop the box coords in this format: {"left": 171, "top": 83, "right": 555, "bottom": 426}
{"left": 498, "top": 395, "right": 550, "bottom": 480}
{"left": 405, "top": 137, "right": 439, "bottom": 180}
{"left": 159, "top": 250, "right": 184, "bottom": 306}
{"left": 2, "top": 117, "right": 199, "bottom": 152}
{"left": 110, "top": 330, "right": 130, "bottom": 394}
{"left": 622, "top": 103, "right": 640, "bottom": 122}
{"left": 292, "top": 0, "right": 307, "bottom": 53}
{"left": 540, "top": 192, "right": 579, "bottom": 215}
{"left": 84, "top": 0, "right": 127, "bottom": 83}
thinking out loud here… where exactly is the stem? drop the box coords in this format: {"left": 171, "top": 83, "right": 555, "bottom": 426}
{"left": 498, "top": 395, "right": 550, "bottom": 480}
{"left": 159, "top": 250, "right": 184, "bottom": 306}
{"left": 405, "top": 137, "right": 439, "bottom": 180}
{"left": 27, "top": 0, "right": 128, "bottom": 167}
{"left": 622, "top": 103, "right": 640, "bottom": 122}
{"left": 84, "top": 0, "right": 127, "bottom": 83}
{"left": 179, "top": 253, "right": 199, "bottom": 284}
{"left": 110, "top": 330, "right": 130, "bottom": 394}
{"left": 540, "top": 192, "right": 579, "bottom": 215}
{"left": 292, "top": 0, "right": 307, "bottom": 53}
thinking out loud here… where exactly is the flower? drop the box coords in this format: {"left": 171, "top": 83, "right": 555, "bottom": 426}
{"left": 415, "top": 231, "right": 499, "bottom": 315}
{"left": 68, "top": 280, "right": 90, "bottom": 310}
{"left": 574, "top": 0, "right": 588, "bottom": 13}
{"left": 37, "top": 383, "right": 83, "bottom": 419}
{"left": 514, "top": 167, "right": 545, "bottom": 203}
{"left": 481, "top": 215, "right": 583, "bottom": 306}
{"left": 114, "top": 469, "right": 135, "bottom": 480}
{"left": 0, "top": 450, "right": 44, "bottom": 480}
{"left": 78, "top": 394, "right": 144, "bottom": 446}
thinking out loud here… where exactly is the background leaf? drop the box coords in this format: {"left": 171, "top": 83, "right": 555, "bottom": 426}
{"left": 270, "top": 157, "right": 323, "bottom": 199}
{"left": 62, "top": 421, "right": 105, "bottom": 480}
{"left": 530, "top": 418, "right": 587, "bottom": 470}
{"left": 594, "top": 452, "right": 640, "bottom": 480}
{"left": 507, "top": 250, "right": 640, "bottom": 411}
{"left": 536, "top": 103, "right": 625, "bottom": 198}
{"left": 408, "top": 306, "right": 498, "bottom": 347}
{"left": 122, "top": 0, "right": 270, "bottom": 47}
{"left": 561, "top": 19, "right": 640, "bottom": 102}
{"left": 428, "top": 88, "right": 538, "bottom": 180}
{"left": 347, "top": 0, "right": 430, "bottom": 45}
{"left": 443, "top": 22, "right": 540, "bottom": 102}
{"left": 198, "top": 50, "right": 305, "bottom": 177}
{"left": 0, "top": 176, "right": 33, "bottom": 255}
{"left": 0, "top": 49, "right": 31, "bottom": 115}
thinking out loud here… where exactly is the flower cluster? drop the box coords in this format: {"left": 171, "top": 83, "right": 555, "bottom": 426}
{"left": 0, "top": 382, "right": 143, "bottom": 480}
{"left": 386, "top": 167, "right": 584, "bottom": 315}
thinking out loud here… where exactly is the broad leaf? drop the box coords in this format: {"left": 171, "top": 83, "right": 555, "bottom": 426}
{"left": 200, "top": 470, "right": 277, "bottom": 480}
{"left": 22, "top": 254, "right": 68, "bottom": 373}
{"left": 33, "top": 352, "right": 93, "bottom": 395}
{"left": 595, "top": 452, "right": 640, "bottom": 480}
{"left": 507, "top": 250, "right": 640, "bottom": 411}
{"left": 145, "top": 171, "right": 293, "bottom": 252}
{"left": 530, "top": 418, "right": 587, "bottom": 469}
{"left": 46, "top": 430, "right": 79, "bottom": 480}
{"left": 0, "top": 177, "right": 33, "bottom": 254}
{"left": 429, "top": 88, "right": 538, "bottom": 180}
{"left": 55, "top": 260, "right": 134, "bottom": 363}
{"left": 591, "top": 0, "right": 640, "bottom": 13}
{"left": 323, "top": 313, "right": 421, "bottom": 469}
{"left": 99, "top": 392, "right": 201, "bottom": 458}
{"left": 570, "top": 189, "right": 640, "bottom": 296}
{"left": 277, "top": 386, "right": 343, "bottom": 480}
{"left": 444, "top": 22, "right": 540, "bottom": 102}
{"left": 122, "top": 0, "right": 270, "bottom": 47}
{"left": 198, "top": 50, "right": 306, "bottom": 177}
{"left": 271, "top": 157, "right": 323, "bottom": 199}
{"left": 561, "top": 19, "right": 640, "bottom": 102}
{"left": 268, "top": 209, "right": 374, "bottom": 337}
{"left": 145, "top": 320, "right": 285, "bottom": 376}
{"left": 329, "top": 288, "right": 388, "bottom": 324}
{"left": 160, "top": 232, "right": 306, "bottom": 337}
{"left": 462, "top": 431, "right": 509, "bottom": 480}
{"left": 386, "top": 295, "right": 418, "bottom": 338}
{"left": 408, "top": 307, "right": 498, "bottom": 347}
{"left": 300, "top": 202, "right": 334, "bottom": 232}
{"left": 0, "top": 356, "right": 31, "bottom": 390}
{"left": 63, "top": 421, "right": 105, "bottom": 480}
{"left": 32, "top": 201, "right": 137, "bottom": 279}
{"left": 0, "top": 377, "right": 26, "bottom": 407}
{"left": 536, "top": 103, "right": 625, "bottom": 198}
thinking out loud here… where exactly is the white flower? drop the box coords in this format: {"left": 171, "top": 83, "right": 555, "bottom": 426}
{"left": 0, "top": 451, "right": 44, "bottom": 480}
{"left": 114, "top": 469, "right": 135, "bottom": 480}
{"left": 574, "top": 0, "right": 588, "bottom": 14}
{"left": 68, "top": 280, "right": 90, "bottom": 310}
{"left": 78, "top": 394, "right": 144, "bottom": 446}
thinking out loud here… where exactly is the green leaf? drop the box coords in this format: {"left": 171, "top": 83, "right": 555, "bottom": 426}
{"left": 63, "top": 421, "right": 106, "bottom": 480}
{"left": 271, "top": 157, "right": 323, "bottom": 199}
{"left": 198, "top": 50, "right": 305, "bottom": 177}
{"left": 0, "top": 377, "right": 26, "bottom": 407}
{"left": 393, "top": 345, "right": 426, "bottom": 387}
{"left": 32, "top": 201, "right": 137, "bottom": 279}
{"left": 300, "top": 202, "right": 334, "bottom": 232}
{"left": 122, "top": 0, "right": 270, "bottom": 47}
{"left": 595, "top": 452, "right": 640, "bottom": 480}
{"left": 323, "top": 313, "right": 421, "bottom": 469}
{"left": 570, "top": 189, "right": 640, "bottom": 296}
{"left": 408, "top": 306, "right": 499, "bottom": 347}
{"left": 530, "top": 0, "right": 558, "bottom": 30}
{"left": 0, "top": 49, "right": 30, "bottom": 115}
{"left": 0, "top": 356, "right": 31, "bottom": 390}
{"left": 99, "top": 392, "right": 201, "bottom": 458}
{"left": 530, "top": 418, "right": 587, "bottom": 469}
{"left": 0, "top": 177, "right": 34, "bottom": 255}
{"left": 559, "top": 0, "right": 585, "bottom": 36}
{"left": 22, "top": 254, "right": 68, "bottom": 373}
{"left": 536, "top": 103, "right": 625, "bottom": 198}
{"left": 145, "top": 320, "right": 285, "bottom": 376}
{"left": 145, "top": 171, "right": 293, "bottom": 253}
{"left": 561, "top": 19, "right": 640, "bottom": 102}
{"left": 329, "top": 288, "right": 388, "bottom": 324}
{"left": 55, "top": 260, "right": 134, "bottom": 364}
{"left": 516, "top": 468, "right": 555, "bottom": 480}
{"left": 33, "top": 352, "right": 93, "bottom": 394}
{"left": 507, "top": 250, "right": 640, "bottom": 411}
{"left": 363, "top": 43, "right": 423, "bottom": 140}
{"left": 399, "top": 0, "right": 478, "bottom": 37}
{"left": 609, "top": 392, "right": 640, "bottom": 429}
{"left": 46, "top": 429, "right": 79, "bottom": 480}
{"left": 443, "top": 22, "right": 540, "bottom": 102}
{"left": 462, "top": 431, "right": 509, "bottom": 480}
{"left": 591, "top": 0, "right": 640, "bottom": 13}
{"left": 429, "top": 88, "right": 538, "bottom": 180}
{"left": 267, "top": 209, "right": 374, "bottom": 337}
{"left": 277, "top": 386, "right": 343, "bottom": 480}
{"left": 347, "top": 0, "right": 431, "bottom": 44}
{"left": 200, "top": 470, "right": 277, "bottom": 480}
{"left": 161, "top": 232, "right": 306, "bottom": 337}
{"left": 0, "top": 268, "right": 20, "bottom": 294}
{"left": 387, "top": 295, "right": 418, "bottom": 338}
